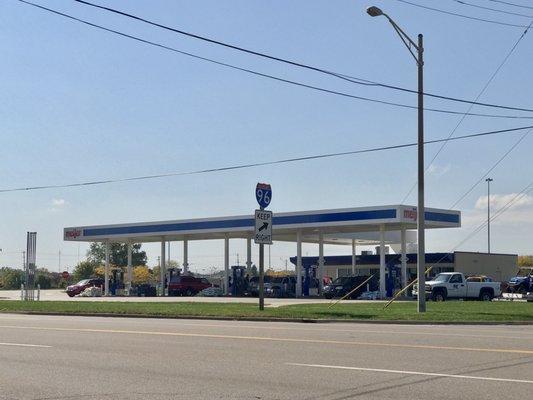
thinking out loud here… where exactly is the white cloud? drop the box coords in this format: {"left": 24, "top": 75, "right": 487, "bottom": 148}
{"left": 427, "top": 163, "right": 451, "bottom": 177}
{"left": 475, "top": 193, "right": 533, "bottom": 211}
{"left": 51, "top": 198, "right": 67, "bottom": 207}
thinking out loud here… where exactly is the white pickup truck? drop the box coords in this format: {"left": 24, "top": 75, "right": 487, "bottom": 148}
{"left": 414, "top": 272, "right": 501, "bottom": 301}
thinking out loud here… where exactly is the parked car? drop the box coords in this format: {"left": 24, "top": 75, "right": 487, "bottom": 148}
{"left": 265, "top": 276, "right": 296, "bottom": 297}
{"left": 66, "top": 278, "right": 104, "bottom": 297}
{"left": 247, "top": 276, "right": 272, "bottom": 296}
{"left": 323, "top": 276, "right": 376, "bottom": 299}
{"left": 506, "top": 274, "right": 533, "bottom": 294}
{"left": 413, "top": 272, "right": 501, "bottom": 301}
{"left": 168, "top": 275, "right": 213, "bottom": 296}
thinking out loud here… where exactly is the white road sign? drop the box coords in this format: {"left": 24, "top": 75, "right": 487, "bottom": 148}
{"left": 254, "top": 209, "right": 273, "bottom": 244}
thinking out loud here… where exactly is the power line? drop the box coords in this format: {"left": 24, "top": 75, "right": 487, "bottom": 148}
{"left": 449, "top": 128, "right": 533, "bottom": 208}
{"left": 488, "top": 0, "right": 533, "bottom": 11}
{"left": 0, "top": 125, "right": 531, "bottom": 194}
{"left": 424, "top": 179, "right": 533, "bottom": 269}
{"left": 67, "top": 0, "right": 533, "bottom": 113}
{"left": 15, "top": 1, "right": 533, "bottom": 120}
{"left": 452, "top": 0, "right": 533, "bottom": 18}
{"left": 400, "top": 19, "right": 532, "bottom": 203}
{"left": 396, "top": 0, "right": 530, "bottom": 28}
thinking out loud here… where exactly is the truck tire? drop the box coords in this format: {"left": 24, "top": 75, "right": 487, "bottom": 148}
{"left": 432, "top": 289, "right": 447, "bottom": 302}
{"left": 479, "top": 289, "right": 493, "bottom": 301}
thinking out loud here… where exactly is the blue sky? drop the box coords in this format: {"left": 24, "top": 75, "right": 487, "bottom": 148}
{"left": 1, "top": 0, "right": 532, "bottom": 272}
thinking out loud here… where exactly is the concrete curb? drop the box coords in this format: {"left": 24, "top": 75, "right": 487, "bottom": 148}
{"left": 1, "top": 311, "right": 533, "bottom": 325}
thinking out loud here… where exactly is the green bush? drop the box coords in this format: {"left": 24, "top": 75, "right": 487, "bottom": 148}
{"left": 72, "top": 261, "right": 97, "bottom": 282}
{"left": 0, "top": 268, "right": 25, "bottom": 290}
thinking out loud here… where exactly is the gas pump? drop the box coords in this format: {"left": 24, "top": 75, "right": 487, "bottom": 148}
{"left": 385, "top": 263, "right": 401, "bottom": 298}
{"left": 111, "top": 269, "right": 124, "bottom": 296}
{"left": 303, "top": 265, "right": 319, "bottom": 296}
{"left": 231, "top": 266, "right": 247, "bottom": 296}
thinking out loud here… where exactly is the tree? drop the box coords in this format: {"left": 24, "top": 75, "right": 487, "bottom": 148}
{"left": 132, "top": 266, "right": 152, "bottom": 284}
{"left": 35, "top": 272, "right": 52, "bottom": 289}
{"left": 72, "top": 261, "right": 97, "bottom": 281}
{"left": 0, "top": 267, "right": 24, "bottom": 290}
{"left": 87, "top": 243, "right": 147, "bottom": 267}
{"left": 518, "top": 255, "right": 533, "bottom": 267}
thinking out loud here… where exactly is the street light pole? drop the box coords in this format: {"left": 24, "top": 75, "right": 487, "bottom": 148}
{"left": 367, "top": 6, "right": 426, "bottom": 312}
{"left": 486, "top": 178, "right": 493, "bottom": 254}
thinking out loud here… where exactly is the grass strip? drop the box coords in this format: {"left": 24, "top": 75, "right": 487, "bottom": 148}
{"left": 0, "top": 300, "right": 531, "bottom": 322}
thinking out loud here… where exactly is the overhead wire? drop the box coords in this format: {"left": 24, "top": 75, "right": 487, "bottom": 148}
{"left": 400, "top": 19, "right": 532, "bottom": 203}
{"left": 396, "top": 0, "right": 530, "bottom": 28}
{"left": 0, "top": 125, "right": 531, "bottom": 194}
{"left": 488, "top": 0, "right": 533, "bottom": 11}
{"left": 449, "top": 128, "right": 533, "bottom": 208}
{"left": 452, "top": 0, "right": 533, "bottom": 18}
{"left": 15, "top": 1, "right": 533, "bottom": 120}
{"left": 66, "top": 0, "right": 533, "bottom": 113}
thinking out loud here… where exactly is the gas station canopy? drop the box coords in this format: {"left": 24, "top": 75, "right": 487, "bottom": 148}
{"left": 64, "top": 204, "right": 460, "bottom": 245}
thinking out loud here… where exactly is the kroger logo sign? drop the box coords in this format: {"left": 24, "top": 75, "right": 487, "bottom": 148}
{"left": 403, "top": 209, "right": 417, "bottom": 221}
{"left": 65, "top": 229, "right": 82, "bottom": 240}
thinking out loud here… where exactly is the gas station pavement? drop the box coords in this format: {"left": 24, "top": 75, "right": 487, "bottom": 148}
{"left": 0, "top": 313, "right": 531, "bottom": 399}
{"left": 0, "top": 289, "right": 377, "bottom": 306}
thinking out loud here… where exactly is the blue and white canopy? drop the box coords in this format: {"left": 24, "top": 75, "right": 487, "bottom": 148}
{"left": 64, "top": 205, "right": 460, "bottom": 245}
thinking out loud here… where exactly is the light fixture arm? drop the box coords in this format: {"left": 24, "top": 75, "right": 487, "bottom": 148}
{"left": 384, "top": 14, "right": 422, "bottom": 66}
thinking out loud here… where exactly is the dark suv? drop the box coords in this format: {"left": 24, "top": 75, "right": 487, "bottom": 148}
{"left": 168, "top": 275, "right": 213, "bottom": 296}
{"left": 66, "top": 278, "right": 104, "bottom": 297}
{"left": 323, "top": 276, "right": 376, "bottom": 299}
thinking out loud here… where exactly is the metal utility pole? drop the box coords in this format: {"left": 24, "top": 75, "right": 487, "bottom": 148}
{"left": 367, "top": 6, "right": 426, "bottom": 312}
{"left": 486, "top": 178, "right": 493, "bottom": 253}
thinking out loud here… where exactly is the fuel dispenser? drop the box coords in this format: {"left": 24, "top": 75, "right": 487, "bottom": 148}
{"left": 385, "top": 263, "right": 401, "bottom": 298}
{"left": 303, "top": 264, "right": 319, "bottom": 296}
{"left": 231, "top": 265, "right": 247, "bottom": 296}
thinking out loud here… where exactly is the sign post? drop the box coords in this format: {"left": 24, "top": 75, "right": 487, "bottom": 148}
{"left": 255, "top": 183, "right": 272, "bottom": 311}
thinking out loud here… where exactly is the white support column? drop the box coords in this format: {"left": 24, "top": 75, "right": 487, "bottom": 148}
{"left": 401, "top": 227, "right": 407, "bottom": 289}
{"left": 160, "top": 240, "right": 166, "bottom": 296}
{"left": 104, "top": 241, "right": 110, "bottom": 296}
{"left": 379, "top": 224, "right": 386, "bottom": 298}
{"left": 296, "top": 230, "right": 302, "bottom": 298}
{"left": 224, "top": 235, "right": 230, "bottom": 295}
{"left": 183, "top": 239, "right": 189, "bottom": 274}
{"left": 246, "top": 237, "right": 252, "bottom": 270}
{"left": 127, "top": 241, "right": 132, "bottom": 295}
{"left": 318, "top": 231, "right": 324, "bottom": 294}
{"left": 351, "top": 239, "right": 356, "bottom": 276}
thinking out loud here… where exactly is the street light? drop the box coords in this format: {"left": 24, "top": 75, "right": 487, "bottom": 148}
{"left": 486, "top": 178, "right": 493, "bottom": 254}
{"left": 367, "top": 6, "right": 427, "bottom": 312}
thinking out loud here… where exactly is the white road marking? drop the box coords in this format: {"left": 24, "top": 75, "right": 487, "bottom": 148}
{"left": 0, "top": 342, "right": 52, "bottom": 348}
{"left": 288, "top": 363, "right": 533, "bottom": 385}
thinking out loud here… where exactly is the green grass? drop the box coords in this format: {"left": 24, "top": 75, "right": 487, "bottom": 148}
{"left": 0, "top": 300, "right": 531, "bottom": 322}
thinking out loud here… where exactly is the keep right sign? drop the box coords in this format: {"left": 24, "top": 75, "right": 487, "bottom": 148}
{"left": 254, "top": 209, "right": 273, "bottom": 244}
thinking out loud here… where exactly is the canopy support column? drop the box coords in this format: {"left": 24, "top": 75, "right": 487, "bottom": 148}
{"left": 104, "top": 241, "right": 110, "bottom": 296}
{"left": 224, "top": 235, "right": 229, "bottom": 295}
{"left": 401, "top": 227, "right": 407, "bottom": 289}
{"left": 246, "top": 237, "right": 252, "bottom": 270}
{"left": 379, "top": 225, "right": 386, "bottom": 298}
{"left": 183, "top": 239, "right": 189, "bottom": 274}
{"left": 351, "top": 239, "right": 356, "bottom": 275}
{"left": 127, "top": 241, "right": 132, "bottom": 295}
{"left": 318, "top": 231, "right": 324, "bottom": 294}
{"left": 296, "top": 230, "right": 302, "bottom": 298}
{"left": 160, "top": 239, "right": 166, "bottom": 296}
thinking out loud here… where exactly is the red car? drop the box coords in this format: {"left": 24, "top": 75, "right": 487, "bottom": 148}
{"left": 168, "top": 276, "right": 213, "bottom": 296}
{"left": 66, "top": 278, "right": 104, "bottom": 297}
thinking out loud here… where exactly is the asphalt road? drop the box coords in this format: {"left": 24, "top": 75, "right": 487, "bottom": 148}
{"left": 0, "top": 314, "right": 532, "bottom": 399}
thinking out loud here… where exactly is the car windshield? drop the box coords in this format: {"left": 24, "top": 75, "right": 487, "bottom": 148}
{"left": 331, "top": 277, "right": 350, "bottom": 285}
{"left": 431, "top": 274, "right": 450, "bottom": 283}
{"left": 76, "top": 279, "right": 89, "bottom": 285}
